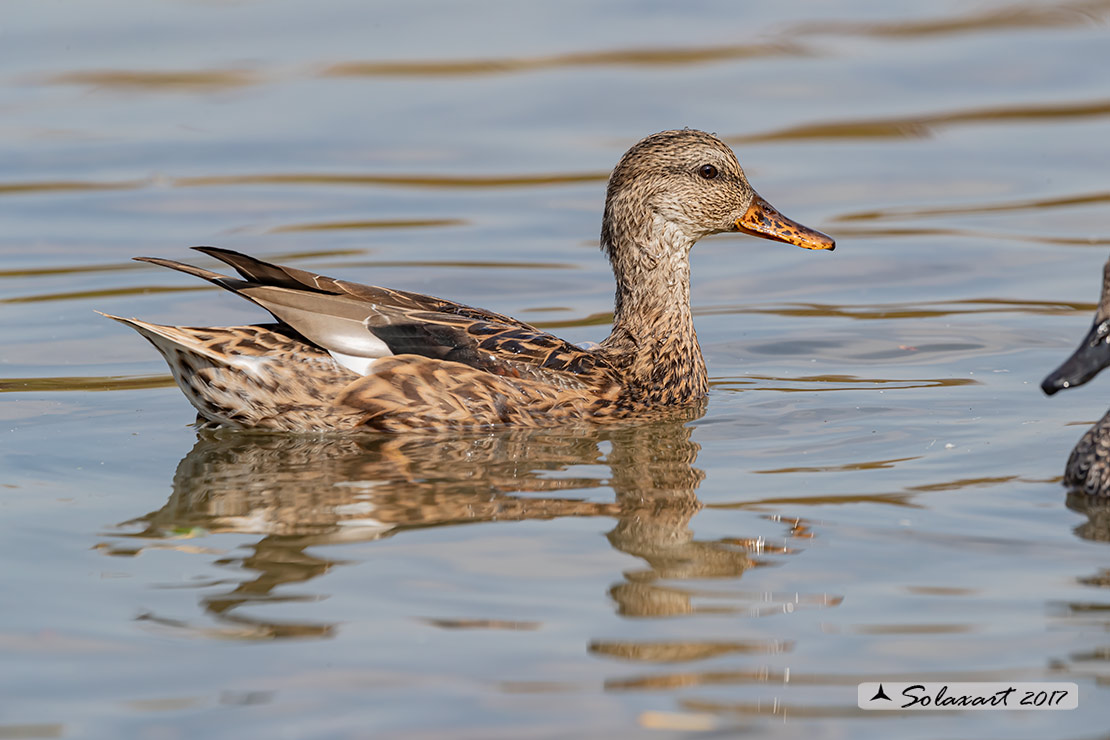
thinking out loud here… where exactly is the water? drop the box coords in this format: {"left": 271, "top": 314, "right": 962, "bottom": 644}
{"left": 2, "top": 0, "right": 1110, "bottom": 737}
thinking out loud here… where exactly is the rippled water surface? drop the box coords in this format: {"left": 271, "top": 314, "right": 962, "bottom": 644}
{"left": 4, "top": 1, "right": 1110, "bottom": 737}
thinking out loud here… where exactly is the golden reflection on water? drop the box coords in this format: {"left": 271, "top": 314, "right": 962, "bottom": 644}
{"left": 0, "top": 284, "right": 200, "bottom": 305}
{"left": 732, "top": 97, "right": 1110, "bottom": 144}
{"left": 0, "top": 375, "right": 175, "bottom": 393}
{"left": 792, "top": 0, "right": 1110, "bottom": 36}
{"left": 712, "top": 375, "right": 979, "bottom": 392}
{"left": 711, "top": 298, "right": 1093, "bottom": 320}
{"left": 0, "top": 179, "right": 147, "bottom": 195}
{"left": 322, "top": 41, "right": 799, "bottom": 78}
{"left": 48, "top": 69, "right": 260, "bottom": 92}
{"left": 589, "top": 639, "right": 792, "bottom": 663}
{"left": 830, "top": 225, "right": 1110, "bottom": 247}
{"left": 174, "top": 172, "right": 606, "bottom": 189}
{"left": 267, "top": 217, "right": 466, "bottom": 233}
{"left": 837, "top": 190, "right": 1110, "bottom": 222}
{"left": 752, "top": 456, "right": 922, "bottom": 474}
{"left": 0, "top": 260, "right": 150, "bottom": 279}
{"left": 98, "top": 407, "right": 839, "bottom": 641}
{"left": 715, "top": 473, "right": 1048, "bottom": 511}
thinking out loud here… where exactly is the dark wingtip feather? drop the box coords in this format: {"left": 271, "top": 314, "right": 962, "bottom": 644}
{"left": 133, "top": 255, "right": 238, "bottom": 285}
{"left": 191, "top": 245, "right": 237, "bottom": 259}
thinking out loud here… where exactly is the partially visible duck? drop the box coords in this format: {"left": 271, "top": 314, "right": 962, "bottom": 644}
{"left": 104, "top": 129, "right": 834, "bottom": 432}
{"left": 1042, "top": 256, "right": 1110, "bottom": 495}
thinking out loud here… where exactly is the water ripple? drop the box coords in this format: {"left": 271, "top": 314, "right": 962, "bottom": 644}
{"left": 46, "top": 69, "right": 260, "bottom": 92}
{"left": 702, "top": 298, "right": 1093, "bottom": 320}
{"left": 711, "top": 374, "right": 979, "bottom": 393}
{"left": 732, "top": 98, "right": 1110, "bottom": 144}
{"left": 175, "top": 172, "right": 606, "bottom": 189}
{"left": 268, "top": 217, "right": 466, "bottom": 233}
{"left": 837, "top": 190, "right": 1110, "bottom": 221}
{"left": 830, "top": 225, "right": 1110, "bottom": 247}
{"left": 795, "top": 0, "right": 1110, "bottom": 38}
{"left": 1, "top": 285, "right": 201, "bottom": 305}
{"left": 0, "top": 375, "right": 175, "bottom": 393}
{"left": 752, "top": 456, "right": 923, "bottom": 474}
{"left": 321, "top": 41, "right": 802, "bottom": 78}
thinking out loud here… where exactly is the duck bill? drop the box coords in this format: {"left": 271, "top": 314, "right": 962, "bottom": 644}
{"left": 1041, "top": 319, "right": 1110, "bottom": 395}
{"left": 735, "top": 194, "right": 835, "bottom": 251}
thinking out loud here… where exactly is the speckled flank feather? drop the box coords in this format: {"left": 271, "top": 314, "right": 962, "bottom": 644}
{"left": 104, "top": 317, "right": 366, "bottom": 430}
{"left": 105, "top": 129, "right": 834, "bottom": 432}
{"left": 341, "top": 355, "right": 618, "bottom": 432}
{"left": 1063, "top": 412, "right": 1110, "bottom": 496}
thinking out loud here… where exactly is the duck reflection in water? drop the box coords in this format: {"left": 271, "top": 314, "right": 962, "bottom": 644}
{"left": 1042, "top": 257, "right": 1110, "bottom": 498}
{"left": 104, "top": 406, "right": 818, "bottom": 640}
{"left": 1066, "top": 491, "right": 1110, "bottom": 544}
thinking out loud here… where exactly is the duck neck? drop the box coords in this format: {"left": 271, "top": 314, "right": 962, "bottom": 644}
{"left": 600, "top": 217, "right": 708, "bottom": 405}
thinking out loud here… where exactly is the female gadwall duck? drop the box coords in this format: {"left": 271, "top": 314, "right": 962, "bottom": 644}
{"left": 105, "top": 129, "right": 834, "bottom": 432}
{"left": 1043, "top": 257, "right": 1110, "bottom": 496}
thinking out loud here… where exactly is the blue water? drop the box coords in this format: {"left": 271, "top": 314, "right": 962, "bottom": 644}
{"left": 2, "top": 1, "right": 1110, "bottom": 737}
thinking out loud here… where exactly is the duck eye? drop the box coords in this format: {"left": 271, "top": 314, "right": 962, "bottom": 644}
{"left": 698, "top": 164, "right": 718, "bottom": 180}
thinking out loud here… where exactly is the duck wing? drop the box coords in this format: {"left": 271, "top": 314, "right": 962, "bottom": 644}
{"left": 137, "top": 248, "right": 618, "bottom": 392}
{"left": 193, "top": 246, "right": 529, "bottom": 326}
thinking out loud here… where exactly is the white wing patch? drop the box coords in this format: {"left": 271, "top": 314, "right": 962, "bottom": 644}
{"left": 328, "top": 350, "right": 384, "bottom": 376}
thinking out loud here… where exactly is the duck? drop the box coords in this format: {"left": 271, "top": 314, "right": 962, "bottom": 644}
{"left": 1042, "top": 256, "right": 1110, "bottom": 496}
{"left": 104, "top": 129, "right": 834, "bottom": 432}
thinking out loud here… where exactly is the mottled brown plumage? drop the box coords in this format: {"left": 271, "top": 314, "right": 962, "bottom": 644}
{"left": 104, "top": 129, "right": 834, "bottom": 432}
{"left": 1043, "top": 257, "right": 1110, "bottom": 496}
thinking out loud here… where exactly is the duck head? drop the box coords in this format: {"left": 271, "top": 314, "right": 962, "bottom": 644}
{"left": 600, "top": 129, "right": 834, "bottom": 265}
{"left": 1042, "top": 258, "right": 1110, "bottom": 395}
